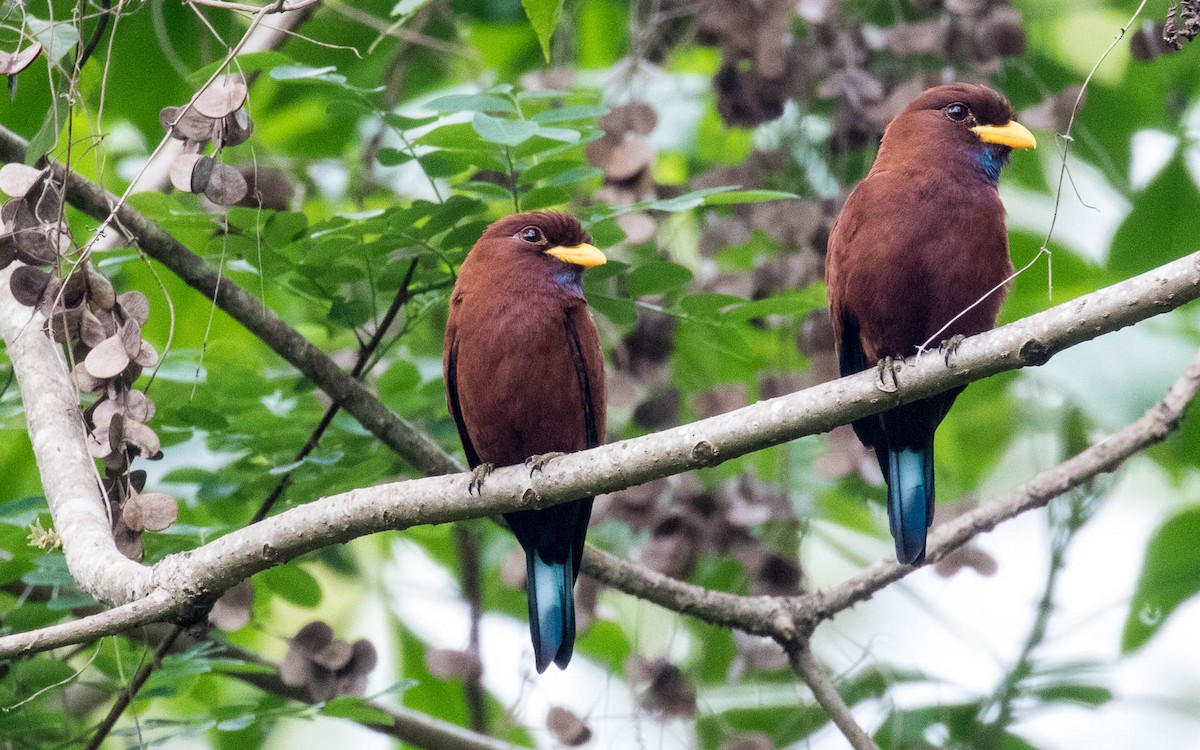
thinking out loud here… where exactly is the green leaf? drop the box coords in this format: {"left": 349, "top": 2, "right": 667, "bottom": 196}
{"left": 678, "top": 292, "right": 745, "bottom": 317}
{"left": 587, "top": 294, "right": 637, "bottom": 327}
{"left": 383, "top": 112, "right": 439, "bottom": 130}
{"left": 256, "top": 564, "right": 322, "bottom": 608}
{"left": 471, "top": 113, "right": 539, "bottom": 146}
{"left": 25, "top": 96, "right": 69, "bottom": 164}
{"left": 1122, "top": 505, "right": 1200, "bottom": 652}
{"left": 1026, "top": 682, "right": 1112, "bottom": 707}
{"left": 455, "top": 181, "right": 515, "bottom": 201}
{"left": 391, "top": 0, "right": 431, "bottom": 15}
{"left": 424, "top": 94, "right": 515, "bottom": 114}
{"left": 532, "top": 105, "right": 609, "bottom": 123}
{"left": 646, "top": 187, "right": 732, "bottom": 212}
{"left": 26, "top": 17, "right": 79, "bottom": 64}
{"left": 376, "top": 148, "right": 413, "bottom": 167}
{"left": 723, "top": 285, "right": 826, "bottom": 323}
{"left": 1109, "top": 156, "right": 1200, "bottom": 277}
{"left": 521, "top": 0, "right": 565, "bottom": 61}
{"left": 701, "top": 189, "right": 800, "bottom": 205}
{"left": 626, "top": 261, "right": 693, "bottom": 297}
{"left": 270, "top": 65, "right": 346, "bottom": 84}
{"left": 532, "top": 125, "right": 581, "bottom": 143}
{"left": 321, "top": 697, "right": 395, "bottom": 725}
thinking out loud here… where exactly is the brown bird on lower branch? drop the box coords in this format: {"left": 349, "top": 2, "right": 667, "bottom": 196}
{"left": 825, "top": 83, "right": 1037, "bottom": 565}
{"left": 444, "top": 211, "right": 607, "bottom": 672}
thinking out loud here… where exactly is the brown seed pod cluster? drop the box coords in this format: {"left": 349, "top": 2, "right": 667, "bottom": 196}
{"left": 626, "top": 655, "right": 698, "bottom": 717}
{"left": 161, "top": 73, "right": 253, "bottom": 206}
{"left": 1, "top": 163, "right": 176, "bottom": 560}
{"left": 1164, "top": 0, "right": 1200, "bottom": 50}
{"left": 280, "top": 621, "right": 379, "bottom": 701}
{"left": 546, "top": 705, "right": 593, "bottom": 747}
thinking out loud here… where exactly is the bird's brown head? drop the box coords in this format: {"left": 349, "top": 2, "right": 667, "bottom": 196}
{"left": 880, "top": 83, "right": 1036, "bottom": 182}
{"left": 461, "top": 211, "right": 605, "bottom": 296}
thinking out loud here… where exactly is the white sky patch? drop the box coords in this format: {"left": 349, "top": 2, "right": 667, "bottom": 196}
{"left": 1130, "top": 129, "right": 1179, "bottom": 190}
{"left": 1002, "top": 148, "right": 1130, "bottom": 264}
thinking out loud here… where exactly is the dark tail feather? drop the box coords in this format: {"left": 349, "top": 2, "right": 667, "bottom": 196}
{"left": 525, "top": 549, "right": 576, "bottom": 673}
{"left": 886, "top": 437, "right": 935, "bottom": 565}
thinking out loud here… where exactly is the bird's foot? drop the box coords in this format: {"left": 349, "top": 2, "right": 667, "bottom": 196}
{"left": 875, "top": 356, "right": 900, "bottom": 393}
{"left": 525, "top": 452, "right": 565, "bottom": 476}
{"left": 939, "top": 334, "right": 966, "bottom": 367}
{"left": 467, "top": 463, "right": 494, "bottom": 495}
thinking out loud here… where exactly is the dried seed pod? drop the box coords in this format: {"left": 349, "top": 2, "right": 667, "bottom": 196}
{"left": 132, "top": 492, "right": 178, "bottom": 532}
{"left": 48, "top": 303, "right": 85, "bottom": 343}
{"left": 209, "top": 580, "right": 254, "bottom": 631}
{"left": 79, "top": 309, "right": 107, "bottom": 347}
{"left": 0, "top": 164, "right": 47, "bottom": 198}
{"left": 85, "top": 334, "right": 132, "bottom": 379}
{"left": 122, "top": 419, "right": 161, "bottom": 458}
{"left": 134, "top": 340, "right": 159, "bottom": 368}
{"left": 190, "top": 155, "right": 216, "bottom": 194}
{"left": 119, "top": 318, "right": 143, "bottom": 359}
{"left": 12, "top": 227, "right": 57, "bottom": 265}
{"left": 425, "top": 648, "right": 483, "bottom": 682}
{"left": 214, "top": 107, "right": 254, "bottom": 149}
{"left": 124, "top": 390, "right": 156, "bottom": 423}
{"left": 628, "top": 656, "right": 698, "bottom": 717}
{"left": 116, "top": 291, "right": 150, "bottom": 325}
{"left": 170, "top": 152, "right": 204, "bottom": 193}
{"left": 159, "top": 105, "right": 217, "bottom": 142}
{"left": 311, "top": 640, "right": 354, "bottom": 672}
{"left": 85, "top": 266, "right": 116, "bottom": 309}
{"left": 194, "top": 74, "right": 249, "bottom": 119}
{"left": 9, "top": 265, "right": 51, "bottom": 306}
{"left": 546, "top": 706, "right": 592, "bottom": 747}
{"left": 73, "top": 362, "right": 106, "bottom": 394}
{"left": 203, "top": 162, "right": 249, "bottom": 206}
{"left": 0, "top": 43, "right": 43, "bottom": 76}
{"left": 334, "top": 640, "right": 378, "bottom": 697}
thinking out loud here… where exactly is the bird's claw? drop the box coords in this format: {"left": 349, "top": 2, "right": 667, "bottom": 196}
{"left": 875, "top": 356, "right": 900, "bottom": 393}
{"left": 525, "top": 452, "right": 565, "bottom": 476}
{"left": 467, "top": 463, "right": 494, "bottom": 495}
{"left": 939, "top": 335, "right": 966, "bottom": 367}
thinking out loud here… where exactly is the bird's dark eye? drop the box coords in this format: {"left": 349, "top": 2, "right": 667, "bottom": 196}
{"left": 945, "top": 103, "right": 969, "bottom": 122}
{"left": 518, "top": 226, "right": 545, "bottom": 244}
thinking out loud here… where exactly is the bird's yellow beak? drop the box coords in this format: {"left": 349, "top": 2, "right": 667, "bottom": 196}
{"left": 546, "top": 243, "right": 607, "bottom": 268}
{"left": 970, "top": 120, "right": 1037, "bottom": 150}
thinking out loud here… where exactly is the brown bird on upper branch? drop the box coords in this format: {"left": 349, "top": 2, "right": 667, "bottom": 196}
{"left": 444, "top": 211, "right": 607, "bottom": 672}
{"left": 825, "top": 83, "right": 1037, "bottom": 565}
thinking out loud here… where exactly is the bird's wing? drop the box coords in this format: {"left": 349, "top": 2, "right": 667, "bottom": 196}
{"left": 445, "top": 337, "right": 483, "bottom": 469}
{"left": 563, "top": 307, "right": 602, "bottom": 449}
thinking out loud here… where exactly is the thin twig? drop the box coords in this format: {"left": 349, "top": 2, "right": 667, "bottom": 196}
{"left": 250, "top": 259, "right": 421, "bottom": 523}
{"left": 183, "top": 0, "right": 320, "bottom": 12}
{"left": 83, "top": 626, "right": 183, "bottom": 750}
{"left": 787, "top": 644, "right": 881, "bottom": 750}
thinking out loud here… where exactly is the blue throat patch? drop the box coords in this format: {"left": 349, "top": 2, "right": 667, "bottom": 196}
{"left": 554, "top": 268, "right": 583, "bottom": 293}
{"left": 975, "top": 144, "right": 1012, "bottom": 183}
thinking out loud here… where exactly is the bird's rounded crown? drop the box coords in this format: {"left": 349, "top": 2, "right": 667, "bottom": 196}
{"left": 901, "top": 83, "right": 1016, "bottom": 128}
{"left": 481, "top": 211, "right": 592, "bottom": 251}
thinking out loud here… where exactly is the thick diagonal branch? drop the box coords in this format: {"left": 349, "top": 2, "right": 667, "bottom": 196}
{"left": 2, "top": 249, "right": 1198, "bottom": 658}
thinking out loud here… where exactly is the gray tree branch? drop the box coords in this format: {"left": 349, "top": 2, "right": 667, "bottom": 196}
{"left": 1, "top": 247, "right": 1197, "bottom": 659}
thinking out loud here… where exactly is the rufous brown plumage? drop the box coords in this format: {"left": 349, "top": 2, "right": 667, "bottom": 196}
{"left": 825, "top": 83, "right": 1036, "bottom": 564}
{"left": 444, "top": 211, "right": 607, "bottom": 672}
